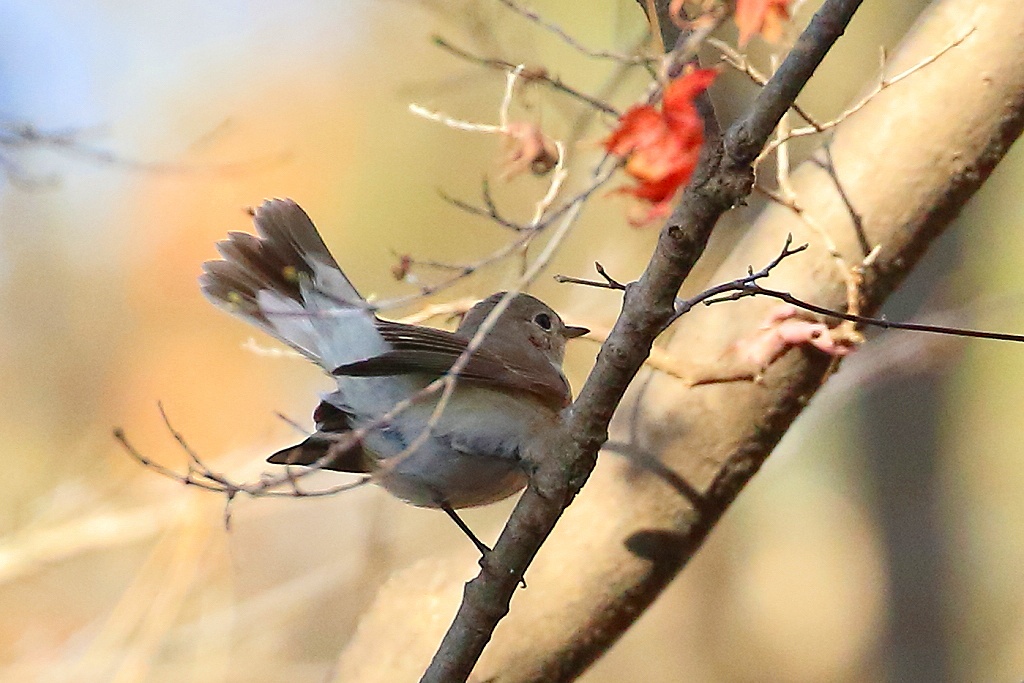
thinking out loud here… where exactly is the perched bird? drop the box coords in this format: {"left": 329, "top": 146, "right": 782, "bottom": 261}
{"left": 200, "top": 199, "right": 587, "bottom": 551}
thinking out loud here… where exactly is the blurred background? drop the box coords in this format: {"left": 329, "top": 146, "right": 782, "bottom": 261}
{"left": 1, "top": 0, "right": 1022, "bottom": 681}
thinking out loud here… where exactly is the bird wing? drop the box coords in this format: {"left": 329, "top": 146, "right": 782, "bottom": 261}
{"left": 332, "top": 320, "right": 572, "bottom": 410}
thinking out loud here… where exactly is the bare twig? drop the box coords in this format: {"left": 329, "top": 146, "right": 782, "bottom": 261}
{"left": 495, "top": 0, "right": 655, "bottom": 65}
{"left": 701, "top": 285, "right": 1024, "bottom": 344}
{"left": 382, "top": 64, "right": 616, "bottom": 309}
{"left": 370, "top": 162, "right": 619, "bottom": 311}
{"left": 756, "top": 182, "right": 865, "bottom": 322}
{"left": 396, "top": 298, "right": 477, "bottom": 325}
{"left": 759, "top": 27, "right": 974, "bottom": 159}
{"left": 432, "top": 36, "right": 622, "bottom": 116}
{"left": 707, "top": 37, "right": 821, "bottom": 127}
{"left": 554, "top": 261, "right": 629, "bottom": 290}
{"left": 0, "top": 120, "right": 288, "bottom": 180}
{"left": 438, "top": 182, "right": 525, "bottom": 232}
{"left": 563, "top": 235, "right": 1024, "bottom": 347}
{"left": 114, "top": 416, "right": 372, "bottom": 501}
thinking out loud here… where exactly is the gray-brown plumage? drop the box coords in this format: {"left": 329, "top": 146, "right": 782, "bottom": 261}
{"left": 201, "top": 199, "right": 587, "bottom": 512}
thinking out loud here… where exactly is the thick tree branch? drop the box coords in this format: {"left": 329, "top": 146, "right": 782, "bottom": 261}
{"left": 419, "top": 1, "right": 863, "bottom": 681}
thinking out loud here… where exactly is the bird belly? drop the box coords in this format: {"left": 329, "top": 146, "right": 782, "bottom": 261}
{"left": 359, "top": 388, "right": 554, "bottom": 509}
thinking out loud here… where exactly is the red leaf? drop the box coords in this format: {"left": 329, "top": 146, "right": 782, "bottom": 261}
{"left": 603, "top": 68, "right": 716, "bottom": 226}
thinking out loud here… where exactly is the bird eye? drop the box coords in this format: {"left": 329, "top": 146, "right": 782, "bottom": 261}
{"left": 533, "top": 312, "right": 553, "bottom": 330}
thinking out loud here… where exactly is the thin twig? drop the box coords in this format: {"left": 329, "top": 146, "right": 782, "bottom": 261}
{"left": 408, "top": 104, "right": 503, "bottom": 134}
{"left": 0, "top": 120, "right": 289, "bottom": 177}
{"left": 371, "top": 162, "right": 619, "bottom": 311}
{"left": 396, "top": 298, "right": 477, "bottom": 325}
{"left": 438, "top": 186, "right": 524, "bottom": 232}
{"left": 707, "top": 37, "right": 821, "bottom": 127}
{"left": 760, "top": 27, "right": 974, "bottom": 159}
{"left": 702, "top": 285, "right": 1024, "bottom": 344}
{"left": 755, "top": 182, "right": 864, "bottom": 322}
{"left": 495, "top": 0, "right": 655, "bottom": 65}
{"left": 432, "top": 36, "right": 621, "bottom": 116}
{"left": 388, "top": 65, "right": 611, "bottom": 308}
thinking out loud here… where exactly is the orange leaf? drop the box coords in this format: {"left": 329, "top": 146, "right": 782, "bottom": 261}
{"left": 735, "top": 0, "right": 791, "bottom": 46}
{"left": 501, "top": 121, "right": 559, "bottom": 178}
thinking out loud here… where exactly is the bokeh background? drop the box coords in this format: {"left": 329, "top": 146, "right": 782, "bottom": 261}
{"left": 1, "top": 1, "right": 1023, "bottom": 681}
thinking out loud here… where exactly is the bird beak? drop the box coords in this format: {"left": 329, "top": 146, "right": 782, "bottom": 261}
{"left": 564, "top": 325, "right": 590, "bottom": 339}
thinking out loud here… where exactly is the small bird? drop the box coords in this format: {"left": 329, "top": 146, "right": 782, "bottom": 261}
{"left": 200, "top": 199, "right": 587, "bottom": 552}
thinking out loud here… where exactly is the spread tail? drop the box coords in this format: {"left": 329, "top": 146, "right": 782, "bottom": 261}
{"left": 200, "top": 199, "right": 388, "bottom": 370}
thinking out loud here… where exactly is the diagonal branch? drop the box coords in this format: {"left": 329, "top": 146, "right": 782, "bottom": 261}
{"left": 420, "top": 1, "right": 864, "bottom": 681}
